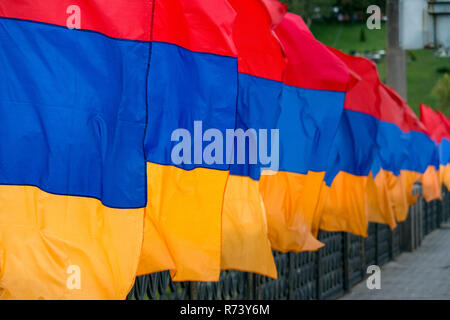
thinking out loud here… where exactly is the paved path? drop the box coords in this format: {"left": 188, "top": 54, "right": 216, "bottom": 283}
{"left": 341, "top": 222, "right": 450, "bottom": 300}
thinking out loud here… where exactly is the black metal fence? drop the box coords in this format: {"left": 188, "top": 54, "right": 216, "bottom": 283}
{"left": 127, "top": 185, "right": 450, "bottom": 300}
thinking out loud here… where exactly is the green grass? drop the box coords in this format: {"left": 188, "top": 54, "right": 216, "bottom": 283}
{"left": 310, "top": 22, "right": 450, "bottom": 115}
{"left": 310, "top": 22, "right": 387, "bottom": 53}
{"left": 407, "top": 50, "right": 450, "bottom": 115}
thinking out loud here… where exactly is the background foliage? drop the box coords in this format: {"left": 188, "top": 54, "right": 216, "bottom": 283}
{"left": 433, "top": 74, "right": 450, "bottom": 114}
{"left": 281, "top": 0, "right": 386, "bottom": 26}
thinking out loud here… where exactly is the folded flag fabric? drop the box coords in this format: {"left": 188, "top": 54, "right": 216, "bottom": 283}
{"left": 420, "top": 103, "right": 450, "bottom": 195}
{"left": 219, "top": 0, "right": 286, "bottom": 279}
{"left": 437, "top": 112, "right": 450, "bottom": 190}
{"left": 259, "top": 11, "right": 351, "bottom": 252}
{"left": 438, "top": 113, "right": 450, "bottom": 190}
{"left": 373, "top": 85, "right": 436, "bottom": 222}
{"left": 375, "top": 84, "right": 438, "bottom": 178}
{"left": 0, "top": 0, "right": 241, "bottom": 295}
{"left": 320, "top": 47, "right": 438, "bottom": 234}
{"left": 0, "top": 0, "right": 150, "bottom": 299}
{"left": 319, "top": 48, "right": 379, "bottom": 236}
{"left": 138, "top": 0, "right": 239, "bottom": 282}
{"left": 0, "top": 0, "right": 148, "bottom": 208}
{"left": 366, "top": 170, "right": 397, "bottom": 229}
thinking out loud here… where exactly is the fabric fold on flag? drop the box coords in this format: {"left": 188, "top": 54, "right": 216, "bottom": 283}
{"left": 318, "top": 48, "right": 379, "bottom": 236}
{"left": 374, "top": 85, "right": 433, "bottom": 222}
{"left": 218, "top": 0, "right": 289, "bottom": 279}
{"left": 366, "top": 171, "right": 397, "bottom": 230}
{"left": 0, "top": 186, "right": 144, "bottom": 300}
{"left": 420, "top": 103, "right": 449, "bottom": 197}
{"left": 221, "top": 175, "right": 277, "bottom": 278}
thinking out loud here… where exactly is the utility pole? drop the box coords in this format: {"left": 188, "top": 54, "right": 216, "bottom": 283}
{"left": 386, "top": 0, "right": 407, "bottom": 100}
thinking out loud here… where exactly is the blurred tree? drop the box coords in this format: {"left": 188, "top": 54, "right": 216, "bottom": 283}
{"left": 360, "top": 27, "right": 366, "bottom": 42}
{"left": 337, "top": 0, "right": 386, "bottom": 17}
{"left": 282, "top": 0, "right": 386, "bottom": 25}
{"left": 433, "top": 73, "right": 450, "bottom": 115}
{"left": 281, "top": 0, "right": 336, "bottom": 26}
